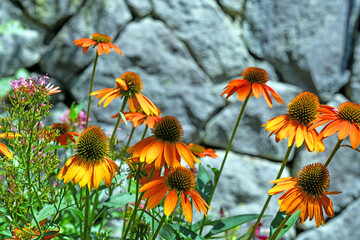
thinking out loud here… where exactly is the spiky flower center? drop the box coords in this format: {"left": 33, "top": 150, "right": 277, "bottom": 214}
{"left": 166, "top": 166, "right": 196, "bottom": 192}
{"left": 287, "top": 92, "right": 319, "bottom": 124}
{"left": 119, "top": 72, "right": 143, "bottom": 95}
{"left": 242, "top": 67, "right": 269, "bottom": 84}
{"left": 76, "top": 126, "right": 109, "bottom": 162}
{"left": 297, "top": 163, "right": 329, "bottom": 197}
{"left": 52, "top": 123, "right": 70, "bottom": 134}
{"left": 152, "top": 116, "right": 184, "bottom": 143}
{"left": 130, "top": 221, "right": 151, "bottom": 239}
{"left": 337, "top": 102, "right": 360, "bottom": 124}
{"left": 91, "top": 33, "right": 112, "bottom": 43}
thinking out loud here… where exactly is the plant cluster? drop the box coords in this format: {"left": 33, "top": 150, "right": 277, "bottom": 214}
{"left": 0, "top": 32, "right": 359, "bottom": 240}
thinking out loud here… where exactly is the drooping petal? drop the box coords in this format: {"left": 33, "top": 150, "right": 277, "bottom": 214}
{"left": 164, "top": 189, "right": 178, "bottom": 216}
{"left": 181, "top": 192, "right": 193, "bottom": 222}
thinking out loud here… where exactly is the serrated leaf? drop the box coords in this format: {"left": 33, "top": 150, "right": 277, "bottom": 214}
{"left": 103, "top": 192, "right": 134, "bottom": 208}
{"left": 269, "top": 210, "right": 300, "bottom": 240}
{"left": 205, "top": 214, "right": 260, "bottom": 237}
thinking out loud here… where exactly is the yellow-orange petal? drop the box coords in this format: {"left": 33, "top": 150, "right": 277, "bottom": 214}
{"left": 147, "top": 187, "right": 168, "bottom": 209}
{"left": 0, "top": 142, "right": 12, "bottom": 159}
{"left": 164, "top": 189, "right": 178, "bottom": 216}
{"left": 139, "top": 179, "right": 166, "bottom": 192}
{"left": 181, "top": 192, "right": 193, "bottom": 222}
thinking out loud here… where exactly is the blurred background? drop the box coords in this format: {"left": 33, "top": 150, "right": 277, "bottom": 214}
{"left": 1, "top": 0, "right": 359, "bottom": 239}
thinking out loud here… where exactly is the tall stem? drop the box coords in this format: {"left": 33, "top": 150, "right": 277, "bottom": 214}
{"left": 85, "top": 53, "right": 99, "bottom": 128}
{"left": 83, "top": 188, "right": 90, "bottom": 240}
{"left": 199, "top": 93, "right": 251, "bottom": 235}
{"left": 151, "top": 214, "right": 167, "bottom": 240}
{"left": 109, "top": 97, "right": 128, "bottom": 149}
{"left": 268, "top": 215, "right": 291, "bottom": 240}
{"left": 141, "top": 125, "right": 148, "bottom": 140}
{"left": 247, "top": 145, "right": 293, "bottom": 240}
{"left": 126, "top": 126, "right": 136, "bottom": 148}
{"left": 325, "top": 139, "right": 343, "bottom": 167}
{"left": 122, "top": 179, "right": 141, "bottom": 239}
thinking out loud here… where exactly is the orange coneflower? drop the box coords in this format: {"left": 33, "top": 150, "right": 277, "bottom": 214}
{"left": 139, "top": 166, "right": 211, "bottom": 222}
{"left": 310, "top": 102, "right": 360, "bottom": 149}
{"left": 263, "top": 92, "right": 325, "bottom": 153}
{"left": 90, "top": 72, "right": 158, "bottom": 116}
{"left": 51, "top": 123, "right": 79, "bottom": 146}
{"left": 188, "top": 143, "right": 218, "bottom": 158}
{"left": 222, "top": 67, "right": 284, "bottom": 108}
{"left": 127, "top": 116, "right": 199, "bottom": 169}
{"left": 268, "top": 163, "right": 341, "bottom": 227}
{"left": 112, "top": 109, "right": 162, "bottom": 129}
{"left": 7, "top": 219, "right": 59, "bottom": 240}
{"left": 58, "top": 126, "right": 120, "bottom": 190}
{"left": 0, "top": 127, "right": 21, "bottom": 159}
{"left": 73, "top": 33, "right": 124, "bottom": 55}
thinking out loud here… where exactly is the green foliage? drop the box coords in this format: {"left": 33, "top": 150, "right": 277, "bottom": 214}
{"left": 269, "top": 210, "right": 300, "bottom": 240}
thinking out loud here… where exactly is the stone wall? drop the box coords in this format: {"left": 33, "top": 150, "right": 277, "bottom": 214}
{"left": 1, "top": 0, "right": 360, "bottom": 239}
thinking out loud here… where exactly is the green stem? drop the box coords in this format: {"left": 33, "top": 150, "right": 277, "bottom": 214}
{"left": 325, "top": 139, "right": 343, "bottom": 167}
{"left": 121, "top": 179, "right": 133, "bottom": 237}
{"left": 122, "top": 179, "right": 141, "bottom": 239}
{"left": 110, "top": 97, "right": 129, "bottom": 149}
{"left": 141, "top": 125, "right": 148, "bottom": 140}
{"left": 199, "top": 93, "right": 251, "bottom": 234}
{"left": 85, "top": 52, "right": 99, "bottom": 128}
{"left": 126, "top": 126, "right": 136, "bottom": 148}
{"left": 151, "top": 214, "right": 167, "bottom": 240}
{"left": 90, "top": 188, "right": 100, "bottom": 225}
{"left": 247, "top": 145, "right": 293, "bottom": 240}
{"left": 83, "top": 188, "right": 90, "bottom": 240}
{"left": 268, "top": 215, "right": 291, "bottom": 240}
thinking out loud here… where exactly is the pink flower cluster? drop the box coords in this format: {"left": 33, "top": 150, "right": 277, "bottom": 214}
{"left": 60, "top": 109, "right": 90, "bottom": 130}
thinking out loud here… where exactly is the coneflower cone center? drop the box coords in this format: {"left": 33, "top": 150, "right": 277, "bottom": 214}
{"left": 297, "top": 163, "right": 329, "bottom": 196}
{"left": 152, "top": 116, "right": 184, "bottom": 143}
{"left": 52, "top": 123, "right": 70, "bottom": 134}
{"left": 288, "top": 92, "right": 319, "bottom": 124}
{"left": 91, "top": 33, "right": 111, "bottom": 43}
{"left": 119, "top": 72, "right": 143, "bottom": 95}
{"left": 242, "top": 67, "right": 269, "bottom": 83}
{"left": 337, "top": 102, "right": 360, "bottom": 124}
{"left": 166, "top": 167, "right": 195, "bottom": 192}
{"left": 76, "top": 126, "right": 109, "bottom": 162}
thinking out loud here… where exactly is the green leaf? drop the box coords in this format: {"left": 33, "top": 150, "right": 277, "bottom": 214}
{"left": 205, "top": 214, "right": 260, "bottom": 238}
{"left": 103, "top": 192, "right": 135, "bottom": 208}
{"left": 69, "top": 102, "right": 78, "bottom": 120}
{"left": 159, "top": 224, "right": 177, "bottom": 240}
{"left": 66, "top": 207, "right": 84, "bottom": 221}
{"left": 0, "top": 229, "right": 12, "bottom": 237}
{"left": 269, "top": 210, "right": 300, "bottom": 240}
{"left": 43, "top": 145, "right": 69, "bottom": 152}
{"left": 35, "top": 202, "right": 67, "bottom": 221}
{"left": 14, "top": 68, "right": 30, "bottom": 79}
{"left": 197, "top": 164, "right": 213, "bottom": 202}
{"left": 168, "top": 223, "right": 206, "bottom": 240}
{"left": 120, "top": 112, "right": 127, "bottom": 125}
